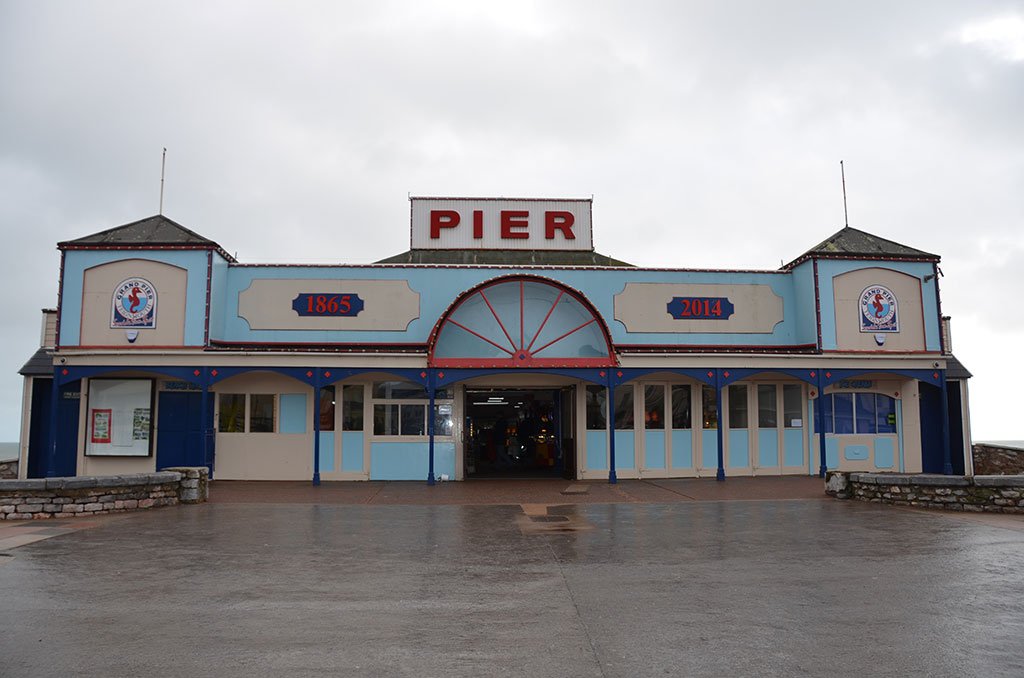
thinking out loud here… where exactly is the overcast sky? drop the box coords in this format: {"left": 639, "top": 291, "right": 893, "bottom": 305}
{"left": 2, "top": 0, "right": 1022, "bottom": 443}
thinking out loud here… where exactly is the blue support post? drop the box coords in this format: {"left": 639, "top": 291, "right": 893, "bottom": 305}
{"left": 816, "top": 372, "right": 827, "bottom": 478}
{"left": 940, "top": 370, "right": 953, "bottom": 475}
{"left": 312, "top": 369, "right": 321, "bottom": 486}
{"left": 608, "top": 376, "right": 617, "bottom": 484}
{"left": 427, "top": 370, "right": 436, "bottom": 485}
{"left": 200, "top": 377, "right": 210, "bottom": 470}
{"left": 47, "top": 368, "right": 59, "bottom": 478}
{"left": 715, "top": 370, "right": 725, "bottom": 481}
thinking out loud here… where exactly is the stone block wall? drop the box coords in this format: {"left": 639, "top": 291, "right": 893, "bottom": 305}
{"left": 0, "top": 459, "right": 17, "bottom": 480}
{"left": 0, "top": 467, "right": 209, "bottom": 520}
{"left": 973, "top": 444, "right": 1024, "bottom": 475}
{"left": 826, "top": 471, "right": 1024, "bottom": 514}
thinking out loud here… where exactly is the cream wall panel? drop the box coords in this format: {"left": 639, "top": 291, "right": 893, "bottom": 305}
{"left": 238, "top": 279, "right": 419, "bottom": 331}
{"left": 80, "top": 259, "right": 187, "bottom": 346}
{"left": 833, "top": 267, "right": 925, "bottom": 351}
{"left": 614, "top": 283, "right": 783, "bottom": 334}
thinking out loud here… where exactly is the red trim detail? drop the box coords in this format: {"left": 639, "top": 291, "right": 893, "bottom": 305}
{"left": 194, "top": 369, "right": 201, "bottom": 376}
{"left": 426, "top": 274, "right": 617, "bottom": 369}
{"left": 519, "top": 281, "right": 525, "bottom": 350}
{"left": 446, "top": 319, "right": 515, "bottom": 355}
{"left": 478, "top": 289, "right": 516, "bottom": 351}
{"left": 324, "top": 371, "right": 331, "bottom": 378}
{"left": 432, "top": 357, "right": 612, "bottom": 368}
{"left": 211, "top": 369, "right": 218, "bottom": 377}
{"left": 531, "top": 318, "right": 597, "bottom": 356}
{"left": 306, "top": 370, "right": 314, "bottom": 378}
{"left": 527, "top": 290, "right": 564, "bottom": 352}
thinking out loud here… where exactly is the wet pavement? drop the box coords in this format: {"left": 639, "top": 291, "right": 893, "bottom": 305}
{"left": 2, "top": 490, "right": 1024, "bottom": 677}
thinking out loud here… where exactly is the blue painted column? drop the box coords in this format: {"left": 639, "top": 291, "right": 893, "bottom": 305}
{"left": 427, "top": 370, "right": 436, "bottom": 486}
{"left": 939, "top": 370, "right": 953, "bottom": 475}
{"left": 816, "top": 372, "right": 827, "bottom": 478}
{"left": 200, "top": 374, "right": 210, "bottom": 470}
{"left": 47, "top": 368, "right": 60, "bottom": 478}
{"left": 715, "top": 370, "right": 725, "bottom": 481}
{"left": 607, "top": 375, "right": 617, "bottom": 484}
{"left": 312, "top": 369, "right": 322, "bottom": 486}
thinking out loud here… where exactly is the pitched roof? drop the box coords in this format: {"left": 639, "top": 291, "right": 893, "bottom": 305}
{"left": 785, "top": 227, "right": 938, "bottom": 269}
{"left": 19, "top": 348, "right": 52, "bottom": 376}
{"left": 59, "top": 215, "right": 235, "bottom": 261}
{"left": 375, "top": 249, "right": 633, "bottom": 267}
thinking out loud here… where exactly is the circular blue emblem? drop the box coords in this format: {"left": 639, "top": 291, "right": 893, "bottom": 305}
{"left": 112, "top": 278, "right": 157, "bottom": 328}
{"left": 859, "top": 285, "right": 898, "bottom": 332}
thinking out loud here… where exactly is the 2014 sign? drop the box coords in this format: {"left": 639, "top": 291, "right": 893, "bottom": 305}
{"left": 667, "top": 297, "right": 735, "bottom": 320}
{"left": 291, "top": 293, "right": 365, "bottom": 317}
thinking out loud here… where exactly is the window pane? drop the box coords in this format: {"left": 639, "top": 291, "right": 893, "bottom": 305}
{"left": 644, "top": 385, "right": 664, "bottom": 430}
{"left": 671, "top": 385, "right": 692, "bottom": 429}
{"left": 319, "top": 386, "right": 336, "bottom": 431}
{"left": 728, "top": 385, "right": 748, "bottom": 429}
{"left": 342, "top": 384, "right": 364, "bottom": 431}
{"left": 433, "top": 403, "right": 454, "bottom": 437}
{"left": 783, "top": 384, "right": 803, "bottom": 428}
{"left": 876, "top": 395, "right": 897, "bottom": 433}
{"left": 614, "top": 386, "right": 634, "bottom": 429}
{"left": 702, "top": 385, "right": 718, "bottom": 429}
{"left": 372, "top": 381, "right": 427, "bottom": 400}
{"left": 586, "top": 385, "right": 607, "bottom": 430}
{"left": 757, "top": 385, "right": 777, "bottom": 429}
{"left": 400, "top": 404, "right": 426, "bottom": 436}
{"left": 373, "top": 403, "right": 399, "bottom": 435}
{"left": 855, "top": 393, "right": 877, "bottom": 434}
{"left": 249, "top": 394, "right": 275, "bottom": 433}
{"left": 218, "top": 394, "right": 245, "bottom": 432}
{"left": 833, "top": 393, "right": 854, "bottom": 434}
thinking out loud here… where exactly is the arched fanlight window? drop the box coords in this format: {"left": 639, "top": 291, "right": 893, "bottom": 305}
{"left": 429, "top": 276, "right": 615, "bottom": 368}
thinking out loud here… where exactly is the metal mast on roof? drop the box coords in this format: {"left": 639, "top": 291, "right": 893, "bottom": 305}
{"left": 840, "top": 160, "right": 849, "bottom": 228}
{"left": 159, "top": 147, "right": 167, "bottom": 215}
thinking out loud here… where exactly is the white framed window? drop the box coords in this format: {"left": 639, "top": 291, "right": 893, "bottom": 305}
{"left": 218, "top": 393, "right": 276, "bottom": 433}
{"left": 370, "top": 381, "right": 454, "bottom": 438}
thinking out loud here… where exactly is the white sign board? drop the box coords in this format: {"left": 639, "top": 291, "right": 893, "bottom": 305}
{"left": 410, "top": 198, "right": 593, "bottom": 251}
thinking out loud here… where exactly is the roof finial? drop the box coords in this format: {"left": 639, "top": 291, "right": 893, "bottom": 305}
{"left": 159, "top": 147, "right": 167, "bottom": 215}
{"left": 840, "top": 160, "right": 849, "bottom": 228}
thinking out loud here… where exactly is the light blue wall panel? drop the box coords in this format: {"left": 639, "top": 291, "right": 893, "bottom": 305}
{"left": 614, "top": 431, "right": 635, "bottom": 470}
{"left": 874, "top": 438, "right": 895, "bottom": 469}
{"left": 701, "top": 430, "right": 720, "bottom": 469}
{"left": 318, "top": 431, "right": 335, "bottom": 472}
{"left": 670, "top": 430, "right": 693, "bottom": 469}
{"left": 369, "top": 441, "right": 456, "bottom": 480}
{"left": 728, "top": 430, "right": 750, "bottom": 467}
{"left": 816, "top": 259, "right": 940, "bottom": 352}
{"left": 826, "top": 438, "right": 840, "bottom": 469}
{"left": 758, "top": 430, "right": 779, "bottom": 468}
{"left": 783, "top": 429, "right": 804, "bottom": 467}
{"left": 219, "top": 266, "right": 801, "bottom": 347}
{"left": 208, "top": 253, "right": 230, "bottom": 341}
{"left": 60, "top": 250, "right": 210, "bottom": 346}
{"left": 341, "top": 431, "right": 364, "bottom": 472}
{"left": 790, "top": 262, "right": 819, "bottom": 347}
{"left": 644, "top": 430, "right": 666, "bottom": 469}
{"left": 586, "top": 431, "right": 607, "bottom": 471}
{"left": 844, "top": 445, "right": 870, "bottom": 461}
{"left": 279, "top": 393, "right": 307, "bottom": 434}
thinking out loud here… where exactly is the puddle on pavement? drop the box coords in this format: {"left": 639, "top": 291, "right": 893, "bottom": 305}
{"left": 516, "top": 504, "right": 594, "bottom": 534}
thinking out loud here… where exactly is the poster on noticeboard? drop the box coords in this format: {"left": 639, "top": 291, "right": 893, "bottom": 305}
{"left": 91, "top": 409, "right": 112, "bottom": 444}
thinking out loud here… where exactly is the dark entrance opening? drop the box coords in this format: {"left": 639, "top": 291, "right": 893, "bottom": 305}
{"left": 464, "top": 388, "right": 575, "bottom": 479}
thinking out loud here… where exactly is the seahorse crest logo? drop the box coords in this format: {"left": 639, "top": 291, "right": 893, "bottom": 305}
{"left": 111, "top": 278, "right": 157, "bottom": 329}
{"left": 859, "top": 284, "right": 898, "bottom": 333}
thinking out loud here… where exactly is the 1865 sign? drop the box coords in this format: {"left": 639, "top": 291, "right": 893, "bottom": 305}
{"left": 292, "top": 293, "right": 365, "bottom": 317}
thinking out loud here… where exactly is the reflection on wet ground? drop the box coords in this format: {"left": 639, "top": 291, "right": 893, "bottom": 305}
{"left": 2, "top": 499, "right": 1023, "bottom": 677}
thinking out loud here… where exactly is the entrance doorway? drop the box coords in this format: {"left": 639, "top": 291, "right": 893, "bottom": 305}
{"left": 464, "top": 388, "right": 575, "bottom": 478}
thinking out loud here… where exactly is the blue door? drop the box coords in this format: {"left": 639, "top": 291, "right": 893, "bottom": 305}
{"left": 157, "top": 391, "right": 208, "bottom": 470}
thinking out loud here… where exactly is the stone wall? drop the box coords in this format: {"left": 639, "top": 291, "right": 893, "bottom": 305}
{"left": 826, "top": 471, "right": 1024, "bottom": 514}
{"left": 973, "top": 443, "right": 1024, "bottom": 475}
{"left": 0, "top": 467, "right": 209, "bottom": 520}
{"left": 0, "top": 459, "right": 17, "bottom": 480}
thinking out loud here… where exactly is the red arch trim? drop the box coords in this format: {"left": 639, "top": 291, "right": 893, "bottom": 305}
{"left": 427, "top": 274, "right": 617, "bottom": 368}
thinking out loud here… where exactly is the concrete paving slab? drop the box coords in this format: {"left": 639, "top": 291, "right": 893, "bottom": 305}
{"left": 1, "top": 499, "right": 1022, "bottom": 677}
